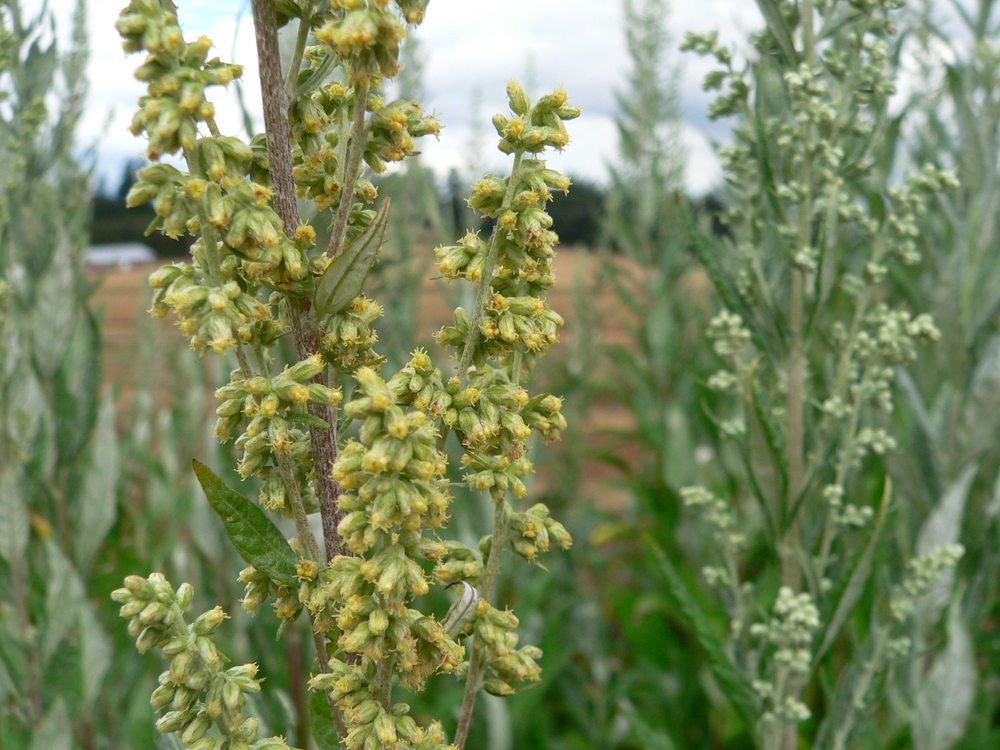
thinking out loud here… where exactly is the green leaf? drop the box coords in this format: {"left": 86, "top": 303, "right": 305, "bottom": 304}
{"left": 741, "top": 359, "right": 786, "bottom": 534}
{"left": 53, "top": 307, "right": 101, "bottom": 464}
{"left": 28, "top": 698, "right": 71, "bottom": 750}
{"left": 309, "top": 689, "right": 342, "bottom": 750}
{"left": 896, "top": 368, "right": 944, "bottom": 505}
{"left": 644, "top": 537, "right": 760, "bottom": 730}
{"left": 315, "top": 198, "right": 392, "bottom": 316}
{"left": 72, "top": 392, "right": 120, "bottom": 570}
{"left": 0, "top": 465, "right": 29, "bottom": 564}
{"left": 814, "top": 478, "right": 891, "bottom": 665}
{"left": 617, "top": 698, "right": 677, "bottom": 750}
{"left": 5, "top": 363, "right": 55, "bottom": 478}
{"left": 916, "top": 463, "right": 976, "bottom": 622}
{"left": 913, "top": 596, "right": 976, "bottom": 750}
{"left": 41, "top": 540, "right": 86, "bottom": 667}
{"left": 755, "top": 0, "right": 798, "bottom": 64}
{"left": 681, "top": 204, "right": 775, "bottom": 356}
{"left": 287, "top": 411, "right": 331, "bottom": 429}
{"left": 22, "top": 41, "right": 59, "bottom": 111}
{"left": 192, "top": 460, "right": 299, "bottom": 586}
{"left": 29, "top": 235, "right": 78, "bottom": 380}
{"left": 80, "top": 604, "right": 111, "bottom": 709}
{"left": 918, "top": 464, "right": 976, "bottom": 555}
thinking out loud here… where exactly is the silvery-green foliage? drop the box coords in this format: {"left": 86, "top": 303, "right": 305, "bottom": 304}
{"left": 0, "top": 1, "right": 121, "bottom": 746}
{"left": 876, "top": 2, "right": 1000, "bottom": 745}
{"left": 674, "top": 1, "right": 965, "bottom": 747}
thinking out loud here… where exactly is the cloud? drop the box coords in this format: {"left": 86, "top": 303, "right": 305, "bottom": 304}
{"left": 32, "top": 0, "right": 772, "bottom": 194}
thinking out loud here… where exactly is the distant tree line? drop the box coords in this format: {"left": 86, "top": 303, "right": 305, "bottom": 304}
{"left": 91, "top": 159, "right": 728, "bottom": 259}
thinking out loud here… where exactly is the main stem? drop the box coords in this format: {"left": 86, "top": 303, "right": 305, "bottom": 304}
{"left": 251, "top": 0, "right": 348, "bottom": 562}
{"left": 779, "top": 4, "right": 814, "bottom": 750}
{"left": 251, "top": 2, "right": 348, "bottom": 743}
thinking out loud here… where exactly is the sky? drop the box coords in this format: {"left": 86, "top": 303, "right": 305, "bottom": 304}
{"left": 32, "top": 0, "right": 959, "bottom": 196}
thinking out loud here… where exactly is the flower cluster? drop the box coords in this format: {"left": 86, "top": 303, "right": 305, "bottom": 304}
{"left": 310, "top": 663, "right": 454, "bottom": 750}
{"left": 890, "top": 543, "right": 965, "bottom": 622}
{"left": 116, "top": 0, "right": 241, "bottom": 159}
{"left": 680, "top": 486, "right": 745, "bottom": 555}
{"left": 214, "top": 354, "right": 342, "bottom": 482}
{"left": 291, "top": 81, "right": 441, "bottom": 209}
{"left": 238, "top": 565, "right": 303, "bottom": 624}
{"left": 320, "top": 295, "right": 385, "bottom": 370}
{"left": 332, "top": 366, "right": 451, "bottom": 551}
{"left": 112, "top": 574, "right": 291, "bottom": 750}
{"left": 751, "top": 587, "right": 821, "bottom": 726}
{"left": 313, "top": 0, "right": 414, "bottom": 85}
{"left": 467, "top": 600, "right": 543, "bottom": 696}
{"left": 291, "top": 365, "right": 463, "bottom": 748}
{"left": 400, "top": 83, "right": 577, "bottom": 708}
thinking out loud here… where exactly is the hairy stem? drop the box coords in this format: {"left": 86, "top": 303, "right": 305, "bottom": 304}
{"left": 457, "top": 151, "right": 525, "bottom": 377}
{"left": 326, "top": 83, "right": 371, "bottom": 258}
{"left": 251, "top": 0, "right": 348, "bottom": 562}
{"left": 285, "top": 15, "right": 312, "bottom": 98}
{"left": 373, "top": 655, "right": 395, "bottom": 709}
{"left": 779, "top": 4, "right": 815, "bottom": 748}
{"left": 277, "top": 452, "right": 323, "bottom": 562}
{"left": 454, "top": 497, "right": 511, "bottom": 748}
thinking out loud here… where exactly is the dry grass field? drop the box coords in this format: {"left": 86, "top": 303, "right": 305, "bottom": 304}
{"left": 90, "top": 248, "right": 642, "bottom": 512}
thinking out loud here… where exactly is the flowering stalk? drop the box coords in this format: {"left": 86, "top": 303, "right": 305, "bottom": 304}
{"left": 112, "top": 1, "right": 575, "bottom": 748}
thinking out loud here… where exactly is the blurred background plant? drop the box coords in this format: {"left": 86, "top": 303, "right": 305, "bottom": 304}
{"left": 880, "top": 1, "right": 1000, "bottom": 747}
{"left": 0, "top": 3, "right": 309, "bottom": 746}
{"left": 0, "top": 2, "right": 121, "bottom": 746}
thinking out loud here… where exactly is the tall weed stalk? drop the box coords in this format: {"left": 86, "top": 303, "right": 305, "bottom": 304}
{"left": 109, "top": 2, "right": 577, "bottom": 749}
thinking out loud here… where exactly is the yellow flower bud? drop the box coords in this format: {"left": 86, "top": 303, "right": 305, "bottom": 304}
{"left": 369, "top": 608, "right": 389, "bottom": 634}
{"left": 506, "top": 80, "right": 530, "bottom": 115}
{"left": 180, "top": 713, "right": 212, "bottom": 743}
{"left": 375, "top": 711, "right": 397, "bottom": 744}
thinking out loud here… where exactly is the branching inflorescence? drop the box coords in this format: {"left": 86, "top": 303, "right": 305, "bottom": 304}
{"left": 111, "top": 1, "right": 576, "bottom": 748}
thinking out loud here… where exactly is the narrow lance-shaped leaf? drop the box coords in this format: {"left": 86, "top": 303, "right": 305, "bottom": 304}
{"left": 73, "top": 392, "right": 120, "bottom": 570}
{"left": 680, "top": 201, "right": 775, "bottom": 356}
{"left": 755, "top": 0, "right": 798, "bottom": 65}
{"left": 741, "top": 358, "right": 786, "bottom": 536}
{"left": 80, "top": 604, "right": 112, "bottom": 709}
{"left": 644, "top": 537, "right": 760, "bottom": 730}
{"left": 28, "top": 698, "right": 72, "bottom": 750}
{"left": 617, "top": 699, "right": 678, "bottom": 750}
{"left": 192, "top": 460, "right": 299, "bottom": 586}
{"left": 916, "top": 462, "right": 976, "bottom": 622}
{"left": 315, "top": 197, "right": 392, "bottom": 316}
{"left": 42, "top": 540, "right": 87, "bottom": 667}
{"left": 0, "top": 466, "right": 28, "bottom": 564}
{"left": 913, "top": 595, "right": 976, "bottom": 750}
